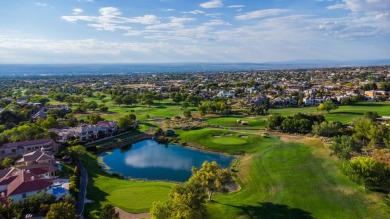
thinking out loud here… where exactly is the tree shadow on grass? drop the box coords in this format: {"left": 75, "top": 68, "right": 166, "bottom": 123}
{"left": 330, "top": 111, "right": 362, "bottom": 115}
{"left": 353, "top": 103, "right": 388, "bottom": 107}
{"left": 220, "top": 202, "right": 314, "bottom": 219}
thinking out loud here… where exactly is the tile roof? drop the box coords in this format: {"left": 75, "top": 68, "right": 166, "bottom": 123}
{"left": 2, "top": 139, "right": 53, "bottom": 148}
{"left": 7, "top": 170, "right": 53, "bottom": 196}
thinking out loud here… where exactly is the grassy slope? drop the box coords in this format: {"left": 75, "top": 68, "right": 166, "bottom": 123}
{"left": 82, "top": 153, "right": 172, "bottom": 218}
{"left": 270, "top": 102, "right": 390, "bottom": 123}
{"left": 180, "top": 129, "right": 388, "bottom": 219}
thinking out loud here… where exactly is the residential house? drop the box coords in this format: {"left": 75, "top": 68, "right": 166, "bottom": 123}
{"left": 0, "top": 169, "right": 53, "bottom": 202}
{"left": 271, "top": 98, "right": 298, "bottom": 108}
{"left": 0, "top": 139, "right": 57, "bottom": 159}
{"left": 216, "top": 90, "right": 235, "bottom": 98}
{"left": 96, "top": 120, "right": 118, "bottom": 136}
{"left": 52, "top": 124, "right": 100, "bottom": 142}
{"left": 16, "top": 150, "right": 56, "bottom": 167}
{"left": 245, "top": 87, "right": 259, "bottom": 94}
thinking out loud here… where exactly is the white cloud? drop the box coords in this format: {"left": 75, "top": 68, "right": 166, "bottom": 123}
{"left": 164, "top": 8, "right": 175, "bottom": 12}
{"left": 328, "top": 0, "right": 390, "bottom": 13}
{"left": 200, "top": 0, "right": 223, "bottom": 9}
{"left": 326, "top": 4, "right": 346, "bottom": 10}
{"left": 235, "top": 9, "right": 290, "bottom": 20}
{"left": 62, "top": 7, "right": 160, "bottom": 31}
{"left": 145, "top": 17, "right": 195, "bottom": 30}
{"left": 205, "top": 13, "right": 222, "bottom": 18}
{"left": 99, "top": 7, "right": 122, "bottom": 17}
{"left": 204, "top": 19, "right": 231, "bottom": 26}
{"left": 127, "top": 15, "right": 160, "bottom": 25}
{"left": 73, "top": 8, "right": 83, "bottom": 15}
{"left": 182, "top": 10, "right": 205, "bottom": 14}
{"left": 35, "top": 2, "right": 48, "bottom": 7}
{"left": 227, "top": 5, "right": 245, "bottom": 8}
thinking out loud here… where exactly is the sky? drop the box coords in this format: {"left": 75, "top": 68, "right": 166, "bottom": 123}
{"left": 0, "top": 0, "right": 389, "bottom": 64}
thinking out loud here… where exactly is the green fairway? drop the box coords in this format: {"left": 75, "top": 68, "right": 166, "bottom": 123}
{"left": 270, "top": 102, "right": 390, "bottom": 123}
{"left": 82, "top": 153, "right": 172, "bottom": 218}
{"left": 211, "top": 136, "right": 247, "bottom": 145}
{"left": 79, "top": 97, "right": 191, "bottom": 120}
{"left": 205, "top": 116, "right": 266, "bottom": 129}
{"left": 179, "top": 129, "right": 388, "bottom": 219}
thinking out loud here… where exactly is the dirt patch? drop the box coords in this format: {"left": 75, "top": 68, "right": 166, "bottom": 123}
{"left": 115, "top": 208, "right": 150, "bottom": 219}
{"left": 224, "top": 133, "right": 233, "bottom": 136}
{"left": 237, "top": 155, "right": 253, "bottom": 184}
{"left": 213, "top": 135, "right": 221, "bottom": 138}
{"left": 239, "top": 135, "right": 248, "bottom": 139}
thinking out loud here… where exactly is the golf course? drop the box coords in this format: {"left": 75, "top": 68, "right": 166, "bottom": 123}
{"left": 83, "top": 124, "right": 390, "bottom": 218}
{"left": 54, "top": 99, "right": 390, "bottom": 218}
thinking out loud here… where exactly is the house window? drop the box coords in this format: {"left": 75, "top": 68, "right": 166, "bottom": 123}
{"left": 27, "top": 148, "right": 31, "bottom": 151}
{"left": 22, "top": 193, "right": 26, "bottom": 198}
{"left": 12, "top": 149, "right": 16, "bottom": 153}
{"left": 0, "top": 151, "right": 4, "bottom": 154}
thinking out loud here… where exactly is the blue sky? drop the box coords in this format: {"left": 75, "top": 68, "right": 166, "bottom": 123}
{"left": 0, "top": 0, "right": 389, "bottom": 63}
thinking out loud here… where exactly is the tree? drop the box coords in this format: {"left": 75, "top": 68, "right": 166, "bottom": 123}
{"left": 24, "top": 192, "right": 56, "bottom": 215}
{"left": 329, "top": 135, "right": 361, "bottom": 160}
{"left": 87, "top": 114, "right": 104, "bottom": 125}
{"left": 67, "top": 145, "right": 87, "bottom": 160}
{"left": 197, "top": 105, "right": 207, "bottom": 117}
{"left": 364, "top": 111, "right": 380, "bottom": 121}
{"left": 311, "top": 121, "right": 341, "bottom": 137}
{"left": 189, "top": 161, "right": 233, "bottom": 201}
{"left": 99, "top": 204, "right": 119, "bottom": 219}
{"left": 45, "top": 202, "right": 77, "bottom": 219}
{"left": 352, "top": 117, "right": 373, "bottom": 145}
{"left": 113, "top": 96, "right": 123, "bottom": 106}
{"left": 150, "top": 182, "right": 207, "bottom": 219}
{"left": 181, "top": 101, "right": 190, "bottom": 109}
{"left": 183, "top": 110, "right": 192, "bottom": 119}
{"left": 317, "top": 101, "right": 338, "bottom": 113}
{"left": 65, "top": 115, "right": 78, "bottom": 127}
{"left": 38, "top": 116, "right": 60, "bottom": 129}
{"left": 1, "top": 157, "right": 14, "bottom": 168}
{"left": 266, "top": 114, "right": 285, "bottom": 130}
{"left": 117, "top": 114, "right": 136, "bottom": 131}
{"left": 342, "top": 156, "right": 390, "bottom": 190}
{"left": 98, "top": 104, "right": 109, "bottom": 113}
{"left": 0, "top": 122, "right": 48, "bottom": 145}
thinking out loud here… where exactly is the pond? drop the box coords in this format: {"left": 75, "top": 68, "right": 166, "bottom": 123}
{"left": 99, "top": 139, "right": 234, "bottom": 182}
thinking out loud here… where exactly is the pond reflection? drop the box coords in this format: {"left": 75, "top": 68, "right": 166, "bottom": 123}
{"left": 100, "top": 139, "right": 234, "bottom": 182}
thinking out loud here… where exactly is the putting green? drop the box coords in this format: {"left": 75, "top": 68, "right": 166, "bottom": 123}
{"left": 211, "top": 137, "right": 247, "bottom": 145}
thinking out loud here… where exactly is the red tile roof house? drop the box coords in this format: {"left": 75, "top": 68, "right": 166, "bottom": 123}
{"left": 0, "top": 139, "right": 57, "bottom": 159}
{"left": 0, "top": 168, "right": 53, "bottom": 202}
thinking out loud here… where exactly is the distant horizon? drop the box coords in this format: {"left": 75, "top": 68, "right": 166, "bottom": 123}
{"left": 1, "top": 60, "right": 389, "bottom": 77}
{"left": 0, "top": 58, "right": 390, "bottom": 65}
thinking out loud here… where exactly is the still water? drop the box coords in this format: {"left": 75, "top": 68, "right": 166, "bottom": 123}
{"left": 100, "top": 139, "right": 234, "bottom": 182}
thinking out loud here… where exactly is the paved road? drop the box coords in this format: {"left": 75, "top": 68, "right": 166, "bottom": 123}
{"left": 76, "top": 158, "right": 88, "bottom": 216}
